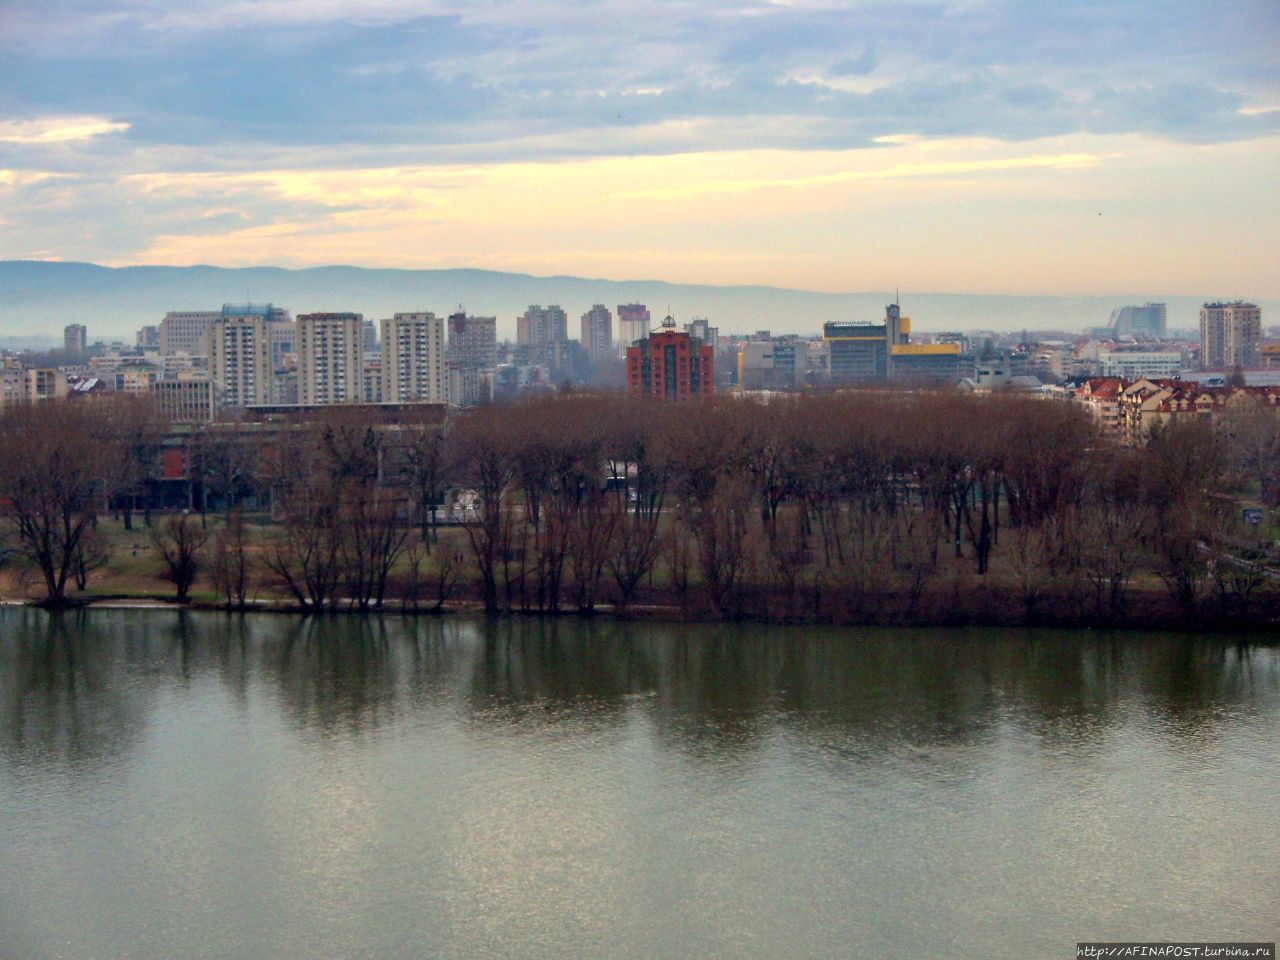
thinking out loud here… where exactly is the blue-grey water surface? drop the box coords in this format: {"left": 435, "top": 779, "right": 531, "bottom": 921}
{"left": 1, "top": 609, "right": 1277, "bottom": 959}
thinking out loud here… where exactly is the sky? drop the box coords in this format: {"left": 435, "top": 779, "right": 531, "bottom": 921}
{"left": 1, "top": 0, "right": 1277, "bottom": 298}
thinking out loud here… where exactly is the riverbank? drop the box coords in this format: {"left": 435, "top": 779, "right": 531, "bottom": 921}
{"left": 4, "top": 515, "right": 1278, "bottom": 633}
{"left": 7, "top": 577, "right": 1279, "bottom": 635}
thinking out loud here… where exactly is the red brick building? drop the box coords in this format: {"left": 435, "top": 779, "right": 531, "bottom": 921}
{"left": 626, "top": 316, "right": 714, "bottom": 401}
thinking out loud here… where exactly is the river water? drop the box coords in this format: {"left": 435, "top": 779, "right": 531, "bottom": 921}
{"left": 1, "top": 609, "right": 1276, "bottom": 959}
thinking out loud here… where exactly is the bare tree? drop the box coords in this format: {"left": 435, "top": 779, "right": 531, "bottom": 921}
{"left": 211, "top": 507, "right": 252, "bottom": 608}
{"left": 0, "top": 401, "right": 126, "bottom": 605}
{"left": 447, "top": 405, "right": 518, "bottom": 612}
{"left": 72, "top": 525, "right": 114, "bottom": 592}
{"left": 152, "top": 513, "right": 210, "bottom": 603}
{"left": 608, "top": 503, "right": 663, "bottom": 615}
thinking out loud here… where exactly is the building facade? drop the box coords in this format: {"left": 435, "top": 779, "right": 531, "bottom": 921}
{"left": 1201, "top": 301, "right": 1262, "bottom": 369}
{"left": 209, "top": 310, "right": 273, "bottom": 408}
{"left": 737, "top": 334, "right": 803, "bottom": 391}
{"left": 824, "top": 304, "right": 909, "bottom": 382}
{"left": 447, "top": 311, "right": 498, "bottom": 368}
{"left": 1098, "top": 351, "right": 1183, "bottom": 380}
{"left": 64, "top": 324, "right": 87, "bottom": 354}
{"left": 151, "top": 378, "right": 219, "bottom": 423}
{"left": 159, "top": 310, "right": 219, "bottom": 356}
{"left": 297, "top": 313, "right": 364, "bottom": 405}
{"left": 580, "top": 304, "right": 613, "bottom": 360}
{"left": 626, "top": 316, "right": 714, "bottom": 401}
{"left": 517, "top": 305, "right": 568, "bottom": 346}
{"left": 25, "top": 368, "right": 69, "bottom": 402}
{"left": 381, "top": 312, "right": 445, "bottom": 403}
{"left": 616, "top": 303, "right": 651, "bottom": 357}
{"left": 1108, "top": 303, "right": 1167, "bottom": 339}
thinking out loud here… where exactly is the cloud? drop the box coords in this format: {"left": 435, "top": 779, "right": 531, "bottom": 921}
{"left": 0, "top": 116, "right": 130, "bottom": 144}
{"left": 612, "top": 152, "right": 1104, "bottom": 200}
{"left": 0, "top": 0, "right": 1275, "bottom": 163}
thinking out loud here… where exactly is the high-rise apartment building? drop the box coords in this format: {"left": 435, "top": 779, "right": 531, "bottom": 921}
{"left": 447, "top": 311, "right": 497, "bottom": 368}
{"left": 517, "top": 305, "right": 568, "bottom": 345}
{"left": 580, "top": 304, "right": 613, "bottom": 360}
{"left": 159, "top": 310, "right": 220, "bottom": 356}
{"left": 381, "top": 312, "right": 445, "bottom": 403}
{"left": 1201, "top": 301, "right": 1262, "bottom": 369}
{"left": 626, "top": 315, "right": 714, "bottom": 401}
{"left": 209, "top": 309, "right": 273, "bottom": 408}
{"left": 617, "top": 304, "right": 651, "bottom": 357}
{"left": 64, "top": 324, "right": 87, "bottom": 354}
{"left": 297, "top": 313, "right": 363, "bottom": 405}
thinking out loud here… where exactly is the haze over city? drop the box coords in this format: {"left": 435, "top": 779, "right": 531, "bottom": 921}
{"left": 2, "top": 0, "right": 1277, "bottom": 301}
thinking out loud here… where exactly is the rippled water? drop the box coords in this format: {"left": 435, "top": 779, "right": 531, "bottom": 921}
{"left": 1, "top": 609, "right": 1277, "bottom": 959}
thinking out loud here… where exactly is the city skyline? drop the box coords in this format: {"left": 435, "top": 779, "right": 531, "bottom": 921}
{"left": 1, "top": 1, "right": 1277, "bottom": 299}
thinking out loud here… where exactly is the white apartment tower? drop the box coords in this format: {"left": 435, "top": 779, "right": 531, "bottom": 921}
{"left": 209, "top": 313, "right": 272, "bottom": 408}
{"left": 1200, "top": 301, "right": 1262, "bottom": 370}
{"left": 297, "top": 313, "right": 363, "bottom": 405}
{"left": 381, "top": 312, "right": 445, "bottom": 403}
{"left": 580, "top": 304, "right": 613, "bottom": 360}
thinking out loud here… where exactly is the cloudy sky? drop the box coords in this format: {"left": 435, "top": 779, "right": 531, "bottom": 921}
{"left": 1, "top": 0, "right": 1277, "bottom": 296}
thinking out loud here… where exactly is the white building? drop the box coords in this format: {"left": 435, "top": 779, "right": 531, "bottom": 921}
{"left": 580, "top": 304, "right": 613, "bottom": 360}
{"left": 159, "top": 310, "right": 219, "bottom": 356}
{"left": 1098, "top": 351, "right": 1183, "bottom": 380}
{"left": 209, "top": 313, "right": 273, "bottom": 407}
{"left": 297, "top": 313, "right": 363, "bottom": 405}
{"left": 381, "top": 312, "right": 445, "bottom": 403}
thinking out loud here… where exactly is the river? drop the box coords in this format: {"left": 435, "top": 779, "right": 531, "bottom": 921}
{"left": 1, "top": 609, "right": 1276, "bottom": 959}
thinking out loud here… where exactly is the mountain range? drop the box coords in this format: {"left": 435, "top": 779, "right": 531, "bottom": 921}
{"left": 1, "top": 260, "right": 1267, "bottom": 344}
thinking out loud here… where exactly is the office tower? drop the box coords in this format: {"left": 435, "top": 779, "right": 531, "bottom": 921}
{"left": 136, "top": 325, "right": 160, "bottom": 351}
{"left": 209, "top": 309, "right": 273, "bottom": 408}
{"left": 580, "top": 304, "right": 613, "bottom": 360}
{"left": 1201, "top": 302, "right": 1262, "bottom": 369}
{"left": 159, "top": 310, "right": 220, "bottom": 356}
{"left": 1108, "top": 303, "right": 1167, "bottom": 339}
{"left": 626, "top": 314, "right": 714, "bottom": 401}
{"left": 824, "top": 304, "right": 909, "bottom": 382}
{"left": 381, "top": 312, "right": 445, "bottom": 403}
{"left": 616, "top": 303, "right": 651, "bottom": 356}
{"left": 297, "top": 313, "right": 363, "bottom": 405}
{"left": 517, "top": 305, "right": 568, "bottom": 345}
{"left": 447, "top": 311, "right": 498, "bottom": 368}
{"left": 64, "top": 324, "right": 87, "bottom": 354}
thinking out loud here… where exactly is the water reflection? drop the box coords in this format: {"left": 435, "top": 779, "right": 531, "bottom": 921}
{"left": 2, "top": 610, "right": 1278, "bottom": 960}
{"left": 1, "top": 610, "right": 1275, "bottom": 772}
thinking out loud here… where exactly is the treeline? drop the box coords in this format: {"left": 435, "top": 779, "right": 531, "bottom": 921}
{"left": 1, "top": 391, "right": 1278, "bottom": 625}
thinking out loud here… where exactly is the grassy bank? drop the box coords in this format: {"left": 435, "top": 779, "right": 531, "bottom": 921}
{"left": 4, "top": 513, "right": 1277, "bottom": 633}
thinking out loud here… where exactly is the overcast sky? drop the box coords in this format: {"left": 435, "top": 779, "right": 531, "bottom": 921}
{"left": 2, "top": 0, "right": 1277, "bottom": 297}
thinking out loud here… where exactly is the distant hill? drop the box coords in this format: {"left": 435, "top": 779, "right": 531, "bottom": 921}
{"left": 0, "top": 260, "right": 1267, "bottom": 342}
